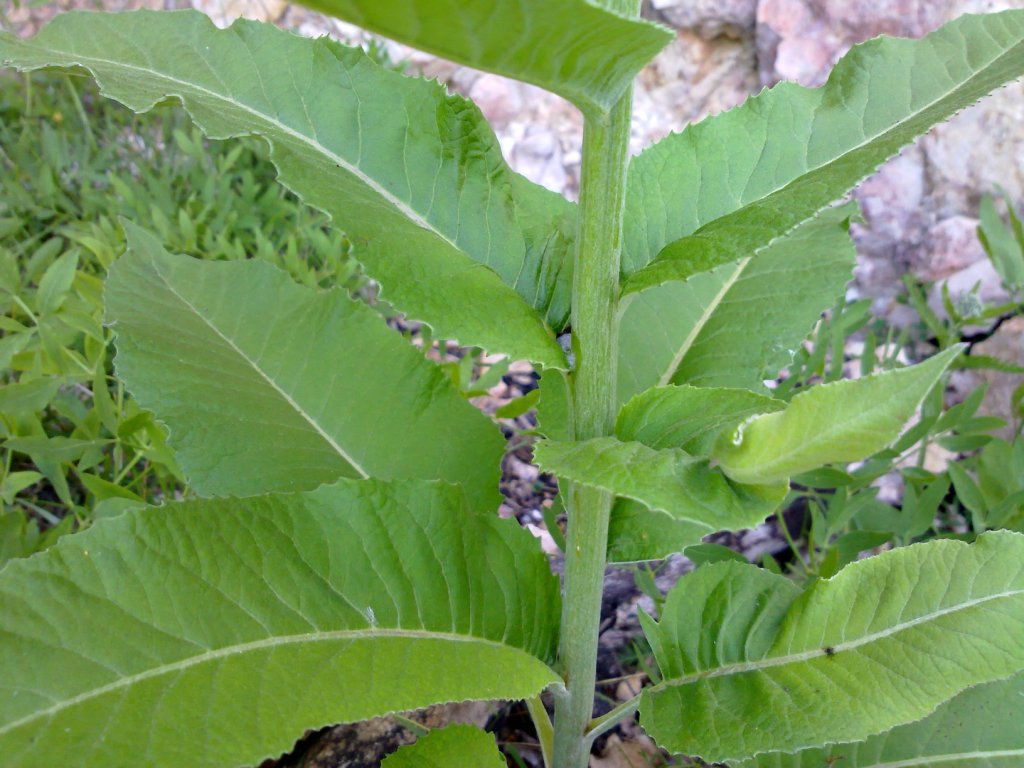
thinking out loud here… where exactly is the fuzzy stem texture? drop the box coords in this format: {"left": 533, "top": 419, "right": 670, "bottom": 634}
{"left": 552, "top": 3, "right": 637, "bottom": 762}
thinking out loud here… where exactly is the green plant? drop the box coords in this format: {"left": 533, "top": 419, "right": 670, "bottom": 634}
{"left": 2, "top": 4, "right": 1024, "bottom": 767}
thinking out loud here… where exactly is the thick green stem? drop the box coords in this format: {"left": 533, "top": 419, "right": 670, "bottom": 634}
{"left": 552, "top": 26, "right": 636, "bottom": 766}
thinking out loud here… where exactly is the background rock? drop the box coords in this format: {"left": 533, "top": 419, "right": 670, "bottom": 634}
{"left": 651, "top": 0, "right": 758, "bottom": 39}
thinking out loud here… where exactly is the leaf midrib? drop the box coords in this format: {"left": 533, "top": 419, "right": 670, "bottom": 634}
{"left": 149, "top": 257, "right": 370, "bottom": 479}
{"left": 653, "top": 258, "right": 748, "bottom": 386}
{"left": 654, "top": 586, "right": 1024, "bottom": 690}
{"left": 0, "top": 628, "right": 538, "bottom": 737}
{"left": 21, "top": 42, "right": 459, "bottom": 252}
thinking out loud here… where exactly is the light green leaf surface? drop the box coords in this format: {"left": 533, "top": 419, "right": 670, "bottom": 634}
{"left": 106, "top": 224, "right": 505, "bottom": 507}
{"left": 35, "top": 252, "right": 78, "bottom": 315}
{"left": 714, "top": 345, "right": 963, "bottom": 485}
{"left": 0, "top": 11, "right": 568, "bottom": 365}
{"left": 0, "top": 378, "right": 61, "bottom": 415}
{"left": 979, "top": 193, "right": 1024, "bottom": 289}
{"left": 617, "top": 205, "right": 855, "bottom": 402}
{"left": 622, "top": 10, "right": 1024, "bottom": 291}
{"left": 616, "top": 385, "right": 784, "bottom": 456}
{"left": 640, "top": 532, "right": 1024, "bottom": 763}
{"left": 536, "top": 369, "right": 573, "bottom": 443}
{"left": 296, "top": 0, "right": 671, "bottom": 116}
{"left": 604, "top": 498, "right": 739, "bottom": 563}
{"left": 381, "top": 725, "right": 505, "bottom": 768}
{"left": 737, "top": 672, "right": 1024, "bottom": 767}
{"left": 534, "top": 437, "right": 785, "bottom": 562}
{"left": 0, "top": 479, "right": 561, "bottom": 768}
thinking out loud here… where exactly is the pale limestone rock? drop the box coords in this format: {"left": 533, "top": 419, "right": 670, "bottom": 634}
{"left": 189, "top": 0, "right": 285, "bottom": 27}
{"left": 467, "top": 74, "right": 525, "bottom": 127}
{"left": 935, "top": 258, "right": 1010, "bottom": 309}
{"left": 918, "top": 216, "right": 989, "bottom": 281}
{"left": 921, "top": 80, "right": 1024, "bottom": 212}
{"left": 652, "top": 0, "right": 758, "bottom": 38}
{"left": 633, "top": 28, "right": 758, "bottom": 145}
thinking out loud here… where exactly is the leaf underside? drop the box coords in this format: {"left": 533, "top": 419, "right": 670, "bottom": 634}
{"left": 0, "top": 479, "right": 561, "bottom": 768}
{"left": 106, "top": 224, "right": 506, "bottom": 509}
{"left": 617, "top": 204, "right": 857, "bottom": 402}
{"left": 737, "top": 671, "right": 1024, "bottom": 767}
{"left": 622, "top": 10, "right": 1024, "bottom": 290}
{"left": 295, "top": 0, "right": 672, "bottom": 116}
{"left": 0, "top": 10, "right": 570, "bottom": 365}
{"left": 641, "top": 532, "right": 1024, "bottom": 763}
{"left": 714, "top": 345, "right": 963, "bottom": 485}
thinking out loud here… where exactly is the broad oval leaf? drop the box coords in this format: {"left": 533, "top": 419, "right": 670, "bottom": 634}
{"left": 640, "top": 532, "right": 1024, "bottom": 763}
{"left": 381, "top": 724, "right": 505, "bottom": 768}
{"left": 737, "top": 671, "right": 1024, "bottom": 767}
{"left": 714, "top": 345, "right": 963, "bottom": 485}
{"left": 534, "top": 437, "right": 785, "bottom": 562}
{"left": 296, "top": 0, "right": 672, "bottom": 117}
{"left": 617, "top": 204, "right": 855, "bottom": 401}
{"left": 106, "top": 224, "right": 505, "bottom": 508}
{"left": 0, "top": 479, "right": 562, "bottom": 768}
{"left": 623, "top": 10, "right": 1024, "bottom": 290}
{"left": 0, "top": 11, "right": 568, "bottom": 366}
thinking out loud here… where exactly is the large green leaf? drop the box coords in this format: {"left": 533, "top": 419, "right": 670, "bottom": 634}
{"left": 534, "top": 437, "right": 785, "bottom": 562}
{"left": 0, "top": 479, "right": 561, "bottom": 768}
{"left": 381, "top": 725, "right": 505, "bottom": 768}
{"left": 296, "top": 0, "right": 671, "bottom": 117}
{"left": 0, "top": 10, "right": 569, "bottom": 365}
{"left": 738, "top": 672, "right": 1024, "bottom": 767}
{"left": 640, "top": 532, "right": 1024, "bottom": 763}
{"left": 622, "top": 10, "right": 1024, "bottom": 291}
{"left": 714, "top": 345, "right": 963, "bottom": 485}
{"left": 617, "top": 205, "right": 855, "bottom": 402}
{"left": 106, "top": 224, "right": 505, "bottom": 507}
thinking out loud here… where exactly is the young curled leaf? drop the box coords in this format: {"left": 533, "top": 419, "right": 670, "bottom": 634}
{"left": 713, "top": 345, "right": 963, "bottom": 485}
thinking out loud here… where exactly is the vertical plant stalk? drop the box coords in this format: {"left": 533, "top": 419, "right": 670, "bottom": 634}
{"left": 553, "top": 2, "right": 638, "bottom": 763}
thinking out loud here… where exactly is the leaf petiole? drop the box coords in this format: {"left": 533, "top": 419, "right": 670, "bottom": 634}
{"left": 525, "top": 695, "right": 554, "bottom": 768}
{"left": 584, "top": 695, "right": 641, "bottom": 748}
